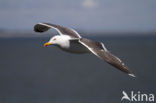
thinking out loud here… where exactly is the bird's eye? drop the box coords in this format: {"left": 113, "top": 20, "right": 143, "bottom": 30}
{"left": 53, "top": 38, "right": 56, "bottom": 40}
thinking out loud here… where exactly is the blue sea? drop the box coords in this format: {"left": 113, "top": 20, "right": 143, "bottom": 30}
{"left": 0, "top": 35, "right": 156, "bottom": 103}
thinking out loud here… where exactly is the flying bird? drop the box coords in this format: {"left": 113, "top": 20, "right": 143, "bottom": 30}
{"left": 34, "top": 23, "right": 135, "bottom": 77}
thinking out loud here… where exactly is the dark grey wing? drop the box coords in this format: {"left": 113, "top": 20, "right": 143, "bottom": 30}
{"left": 79, "top": 38, "right": 135, "bottom": 77}
{"left": 34, "top": 23, "right": 81, "bottom": 38}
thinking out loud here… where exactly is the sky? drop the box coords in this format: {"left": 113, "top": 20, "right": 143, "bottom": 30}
{"left": 0, "top": 0, "right": 156, "bottom": 33}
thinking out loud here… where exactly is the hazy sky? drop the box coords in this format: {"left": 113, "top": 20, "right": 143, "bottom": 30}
{"left": 0, "top": 0, "right": 156, "bottom": 32}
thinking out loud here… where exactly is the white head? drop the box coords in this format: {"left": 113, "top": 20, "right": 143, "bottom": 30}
{"left": 44, "top": 35, "right": 70, "bottom": 48}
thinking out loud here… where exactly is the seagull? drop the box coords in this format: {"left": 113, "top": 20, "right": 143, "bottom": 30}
{"left": 34, "top": 23, "right": 135, "bottom": 77}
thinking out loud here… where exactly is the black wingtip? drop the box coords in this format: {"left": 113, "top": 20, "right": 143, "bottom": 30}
{"left": 34, "top": 23, "right": 50, "bottom": 33}
{"left": 34, "top": 24, "right": 41, "bottom": 32}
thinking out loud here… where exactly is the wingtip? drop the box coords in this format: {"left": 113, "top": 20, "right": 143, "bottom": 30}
{"left": 128, "top": 73, "right": 136, "bottom": 77}
{"left": 34, "top": 22, "right": 49, "bottom": 33}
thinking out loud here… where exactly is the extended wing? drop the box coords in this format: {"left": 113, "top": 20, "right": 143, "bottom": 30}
{"left": 34, "top": 23, "right": 81, "bottom": 38}
{"left": 79, "top": 38, "right": 135, "bottom": 77}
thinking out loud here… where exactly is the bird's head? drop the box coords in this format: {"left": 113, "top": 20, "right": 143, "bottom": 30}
{"left": 44, "top": 35, "right": 60, "bottom": 47}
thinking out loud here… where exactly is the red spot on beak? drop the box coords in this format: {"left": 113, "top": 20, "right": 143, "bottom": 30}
{"left": 44, "top": 42, "right": 51, "bottom": 47}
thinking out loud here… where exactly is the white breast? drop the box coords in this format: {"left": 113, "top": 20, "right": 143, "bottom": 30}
{"left": 55, "top": 35, "right": 89, "bottom": 54}
{"left": 56, "top": 35, "right": 71, "bottom": 49}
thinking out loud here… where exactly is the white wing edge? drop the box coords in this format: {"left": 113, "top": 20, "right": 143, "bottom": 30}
{"left": 79, "top": 40, "right": 136, "bottom": 78}
{"left": 79, "top": 40, "right": 101, "bottom": 58}
{"left": 38, "top": 22, "right": 63, "bottom": 35}
{"left": 67, "top": 27, "right": 81, "bottom": 38}
{"left": 38, "top": 23, "right": 81, "bottom": 38}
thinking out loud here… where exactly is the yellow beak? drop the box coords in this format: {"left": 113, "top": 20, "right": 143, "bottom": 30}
{"left": 44, "top": 42, "right": 52, "bottom": 47}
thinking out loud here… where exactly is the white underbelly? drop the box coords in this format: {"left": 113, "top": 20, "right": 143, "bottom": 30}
{"left": 60, "top": 42, "right": 90, "bottom": 54}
